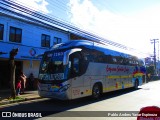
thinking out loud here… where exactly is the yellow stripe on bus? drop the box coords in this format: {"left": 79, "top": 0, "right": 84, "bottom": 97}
{"left": 107, "top": 75, "right": 132, "bottom": 79}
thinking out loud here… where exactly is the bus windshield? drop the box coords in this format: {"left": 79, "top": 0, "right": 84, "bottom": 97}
{"left": 40, "top": 52, "right": 53, "bottom": 73}
{"left": 49, "top": 59, "right": 64, "bottom": 73}
{"left": 39, "top": 51, "right": 67, "bottom": 80}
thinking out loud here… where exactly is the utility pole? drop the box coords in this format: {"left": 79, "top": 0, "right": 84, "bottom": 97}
{"left": 150, "top": 39, "right": 159, "bottom": 75}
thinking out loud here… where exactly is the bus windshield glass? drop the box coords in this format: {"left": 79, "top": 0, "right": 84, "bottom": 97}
{"left": 49, "top": 55, "right": 64, "bottom": 74}
{"left": 40, "top": 52, "right": 53, "bottom": 73}
{"left": 39, "top": 51, "right": 67, "bottom": 80}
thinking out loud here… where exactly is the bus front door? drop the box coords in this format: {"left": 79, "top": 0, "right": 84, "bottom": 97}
{"left": 69, "top": 53, "right": 84, "bottom": 99}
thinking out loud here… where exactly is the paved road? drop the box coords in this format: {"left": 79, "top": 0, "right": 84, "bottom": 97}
{"left": 0, "top": 81, "right": 160, "bottom": 120}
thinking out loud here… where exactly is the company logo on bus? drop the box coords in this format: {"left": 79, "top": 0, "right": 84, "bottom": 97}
{"left": 106, "top": 65, "right": 130, "bottom": 73}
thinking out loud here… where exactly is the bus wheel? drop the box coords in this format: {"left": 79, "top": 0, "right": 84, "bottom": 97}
{"left": 92, "top": 83, "right": 101, "bottom": 99}
{"left": 134, "top": 79, "right": 139, "bottom": 89}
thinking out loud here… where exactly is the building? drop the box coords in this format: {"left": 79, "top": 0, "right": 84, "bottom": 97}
{"left": 0, "top": 14, "right": 70, "bottom": 88}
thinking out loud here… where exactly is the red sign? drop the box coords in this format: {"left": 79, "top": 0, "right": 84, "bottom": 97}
{"left": 137, "top": 106, "right": 160, "bottom": 120}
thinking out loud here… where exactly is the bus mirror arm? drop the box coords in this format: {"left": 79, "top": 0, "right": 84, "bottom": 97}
{"left": 63, "top": 48, "right": 82, "bottom": 65}
{"left": 63, "top": 54, "right": 69, "bottom": 65}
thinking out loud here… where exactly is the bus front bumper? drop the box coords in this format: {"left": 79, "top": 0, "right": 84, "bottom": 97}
{"left": 38, "top": 90, "right": 70, "bottom": 100}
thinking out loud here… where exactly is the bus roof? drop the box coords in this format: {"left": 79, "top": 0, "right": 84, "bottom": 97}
{"left": 50, "top": 40, "right": 136, "bottom": 58}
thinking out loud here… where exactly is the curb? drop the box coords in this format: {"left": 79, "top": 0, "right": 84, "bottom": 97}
{"left": 0, "top": 96, "right": 42, "bottom": 106}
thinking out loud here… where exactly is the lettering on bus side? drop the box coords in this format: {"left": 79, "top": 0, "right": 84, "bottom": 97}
{"left": 106, "top": 65, "right": 130, "bottom": 73}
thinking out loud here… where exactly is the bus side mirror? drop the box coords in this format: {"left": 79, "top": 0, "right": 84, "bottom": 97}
{"left": 63, "top": 48, "right": 82, "bottom": 66}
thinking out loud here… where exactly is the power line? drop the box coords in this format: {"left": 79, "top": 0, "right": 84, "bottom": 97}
{"left": 12, "top": 0, "right": 72, "bottom": 25}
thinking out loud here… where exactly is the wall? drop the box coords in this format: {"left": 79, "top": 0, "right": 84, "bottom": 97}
{"left": 0, "top": 15, "right": 69, "bottom": 47}
{"left": 23, "top": 60, "right": 40, "bottom": 78}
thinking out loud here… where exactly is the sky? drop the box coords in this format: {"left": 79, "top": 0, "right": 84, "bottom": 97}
{"left": 13, "top": 0, "right": 160, "bottom": 57}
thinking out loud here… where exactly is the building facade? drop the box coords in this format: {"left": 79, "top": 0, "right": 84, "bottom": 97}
{"left": 0, "top": 14, "right": 70, "bottom": 88}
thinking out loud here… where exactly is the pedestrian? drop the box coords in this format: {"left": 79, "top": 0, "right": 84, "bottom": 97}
{"left": 16, "top": 80, "right": 21, "bottom": 96}
{"left": 19, "top": 71, "right": 27, "bottom": 94}
{"left": 28, "top": 73, "right": 34, "bottom": 90}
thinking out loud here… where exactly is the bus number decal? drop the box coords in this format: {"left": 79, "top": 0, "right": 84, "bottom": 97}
{"left": 53, "top": 52, "right": 64, "bottom": 57}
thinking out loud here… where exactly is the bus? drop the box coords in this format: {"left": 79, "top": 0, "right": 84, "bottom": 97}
{"left": 38, "top": 40, "right": 146, "bottom": 100}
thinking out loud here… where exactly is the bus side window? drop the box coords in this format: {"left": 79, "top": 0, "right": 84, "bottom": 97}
{"left": 82, "top": 48, "right": 95, "bottom": 62}
{"left": 105, "top": 55, "right": 113, "bottom": 64}
{"left": 112, "top": 57, "right": 117, "bottom": 64}
{"left": 123, "top": 58, "right": 129, "bottom": 65}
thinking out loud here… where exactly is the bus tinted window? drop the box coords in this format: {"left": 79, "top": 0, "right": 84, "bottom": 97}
{"left": 104, "top": 55, "right": 113, "bottom": 64}
{"left": 82, "top": 49, "right": 94, "bottom": 62}
{"left": 40, "top": 52, "right": 52, "bottom": 73}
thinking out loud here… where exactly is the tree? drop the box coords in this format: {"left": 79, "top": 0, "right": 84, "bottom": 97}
{"left": 146, "top": 65, "right": 155, "bottom": 82}
{"left": 146, "top": 65, "right": 155, "bottom": 75}
{"left": 9, "top": 48, "right": 19, "bottom": 99}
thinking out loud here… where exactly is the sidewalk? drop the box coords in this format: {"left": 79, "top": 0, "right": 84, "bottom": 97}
{"left": 0, "top": 89, "right": 41, "bottom": 106}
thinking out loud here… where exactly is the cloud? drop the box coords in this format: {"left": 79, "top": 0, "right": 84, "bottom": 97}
{"left": 14, "top": 0, "right": 50, "bottom": 14}
{"left": 68, "top": 0, "right": 160, "bottom": 55}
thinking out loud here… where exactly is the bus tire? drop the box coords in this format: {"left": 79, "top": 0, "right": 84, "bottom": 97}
{"left": 134, "top": 79, "right": 139, "bottom": 89}
{"left": 92, "top": 83, "right": 102, "bottom": 99}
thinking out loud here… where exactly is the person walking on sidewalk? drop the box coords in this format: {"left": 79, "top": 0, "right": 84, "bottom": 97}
{"left": 28, "top": 73, "right": 34, "bottom": 90}
{"left": 19, "top": 71, "right": 27, "bottom": 94}
{"left": 16, "top": 80, "right": 21, "bottom": 96}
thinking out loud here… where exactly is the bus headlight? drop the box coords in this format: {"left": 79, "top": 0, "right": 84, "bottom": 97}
{"left": 58, "top": 84, "right": 70, "bottom": 92}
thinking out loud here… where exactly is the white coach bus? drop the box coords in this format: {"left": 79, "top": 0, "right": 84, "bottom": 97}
{"left": 38, "top": 40, "right": 146, "bottom": 100}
